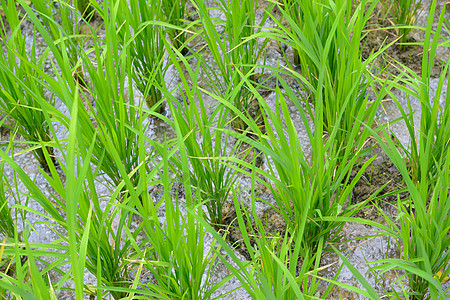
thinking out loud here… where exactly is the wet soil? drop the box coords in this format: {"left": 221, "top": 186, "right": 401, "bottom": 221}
{"left": 0, "top": 255, "right": 28, "bottom": 279}
{"left": 0, "top": 124, "right": 11, "bottom": 141}
{"left": 2, "top": 1, "right": 446, "bottom": 298}
{"left": 221, "top": 206, "right": 255, "bottom": 261}
{"left": 361, "top": 3, "right": 443, "bottom": 78}
{"left": 221, "top": 199, "right": 286, "bottom": 261}
{"left": 350, "top": 141, "right": 410, "bottom": 220}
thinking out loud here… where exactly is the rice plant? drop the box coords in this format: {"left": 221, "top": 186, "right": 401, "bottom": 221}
{"left": 162, "top": 0, "right": 189, "bottom": 56}
{"left": 273, "top": 0, "right": 387, "bottom": 150}
{"left": 32, "top": 0, "right": 90, "bottom": 86}
{"left": 160, "top": 43, "right": 243, "bottom": 227}
{"left": 194, "top": 0, "right": 271, "bottom": 135}
{"left": 362, "top": 4, "right": 450, "bottom": 298}
{"left": 366, "top": 116, "right": 450, "bottom": 299}
{"left": 16, "top": 0, "right": 153, "bottom": 193}
{"left": 0, "top": 108, "right": 135, "bottom": 299}
{"left": 123, "top": 130, "right": 231, "bottom": 298}
{"left": 60, "top": 0, "right": 156, "bottom": 194}
{"left": 17, "top": 0, "right": 154, "bottom": 192}
{"left": 81, "top": 184, "right": 134, "bottom": 299}
{"left": 169, "top": 95, "right": 241, "bottom": 227}
{"left": 391, "top": 0, "right": 422, "bottom": 48}
{"left": 134, "top": 187, "right": 227, "bottom": 298}
{"left": 70, "top": 124, "right": 139, "bottom": 299}
{"left": 115, "top": 0, "right": 167, "bottom": 114}
{"left": 233, "top": 187, "right": 326, "bottom": 298}
{"left": 190, "top": 187, "right": 341, "bottom": 299}
{"left": 1, "top": 0, "right": 450, "bottom": 298}
{"left": 0, "top": 2, "right": 57, "bottom": 171}
{"left": 387, "top": 0, "right": 449, "bottom": 197}
{"left": 210, "top": 72, "right": 375, "bottom": 267}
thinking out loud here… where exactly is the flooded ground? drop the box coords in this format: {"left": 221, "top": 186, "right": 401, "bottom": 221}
{"left": 0, "top": 0, "right": 449, "bottom": 298}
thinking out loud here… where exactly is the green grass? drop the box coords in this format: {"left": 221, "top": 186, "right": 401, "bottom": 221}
{"left": 194, "top": 0, "right": 271, "bottom": 134}
{"left": 0, "top": 0, "right": 449, "bottom": 298}
{"left": 0, "top": 1, "right": 58, "bottom": 171}
{"left": 391, "top": 0, "right": 422, "bottom": 48}
{"left": 115, "top": 0, "right": 167, "bottom": 114}
{"left": 364, "top": 1, "right": 450, "bottom": 298}
{"left": 272, "top": 0, "right": 389, "bottom": 151}
{"left": 75, "top": 0, "right": 96, "bottom": 21}
{"left": 161, "top": 41, "right": 247, "bottom": 227}
{"left": 162, "top": 0, "right": 190, "bottom": 56}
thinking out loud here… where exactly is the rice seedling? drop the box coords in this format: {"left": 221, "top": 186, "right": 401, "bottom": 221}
{"left": 133, "top": 188, "right": 228, "bottom": 298}
{"left": 234, "top": 179, "right": 326, "bottom": 298}
{"left": 32, "top": 0, "right": 90, "bottom": 86}
{"left": 163, "top": 42, "right": 243, "bottom": 227}
{"left": 169, "top": 99, "right": 241, "bottom": 227}
{"left": 190, "top": 185, "right": 347, "bottom": 298}
{"left": 0, "top": 95, "right": 142, "bottom": 299}
{"left": 391, "top": 0, "right": 422, "bottom": 48}
{"left": 272, "top": 0, "right": 388, "bottom": 151}
{"left": 334, "top": 4, "right": 450, "bottom": 298}
{"left": 50, "top": 90, "right": 167, "bottom": 299}
{"left": 360, "top": 3, "right": 450, "bottom": 298}
{"left": 15, "top": 0, "right": 153, "bottom": 194}
{"left": 210, "top": 71, "right": 377, "bottom": 270}
{"left": 0, "top": 122, "right": 16, "bottom": 241}
{"left": 364, "top": 123, "right": 450, "bottom": 299}
{"left": 1, "top": 0, "right": 450, "bottom": 297}
{"left": 194, "top": 0, "right": 271, "bottom": 134}
{"left": 0, "top": 4, "right": 155, "bottom": 296}
{"left": 120, "top": 128, "right": 231, "bottom": 298}
{"left": 386, "top": 0, "right": 449, "bottom": 197}
{"left": 7, "top": 90, "right": 140, "bottom": 299}
{"left": 72, "top": 142, "right": 137, "bottom": 299}
{"left": 115, "top": 0, "right": 167, "bottom": 114}
{"left": 0, "top": 3, "right": 57, "bottom": 171}
{"left": 80, "top": 181, "right": 134, "bottom": 299}
{"left": 53, "top": 0, "right": 156, "bottom": 194}
{"left": 80, "top": 41, "right": 144, "bottom": 190}
{"left": 26, "top": 2, "right": 226, "bottom": 296}
{"left": 162, "top": 0, "right": 189, "bottom": 56}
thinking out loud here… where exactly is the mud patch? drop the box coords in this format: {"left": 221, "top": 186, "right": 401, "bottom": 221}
{"left": 351, "top": 159, "right": 408, "bottom": 203}
{"left": 361, "top": 3, "right": 443, "bottom": 77}
{"left": 350, "top": 141, "right": 409, "bottom": 221}
{"left": 221, "top": 204, "right": 287, "bottom": 260}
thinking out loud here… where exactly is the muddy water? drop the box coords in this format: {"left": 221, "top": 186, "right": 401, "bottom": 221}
{"left": 0, "top": 0, "right": 449, "bottom": 299}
